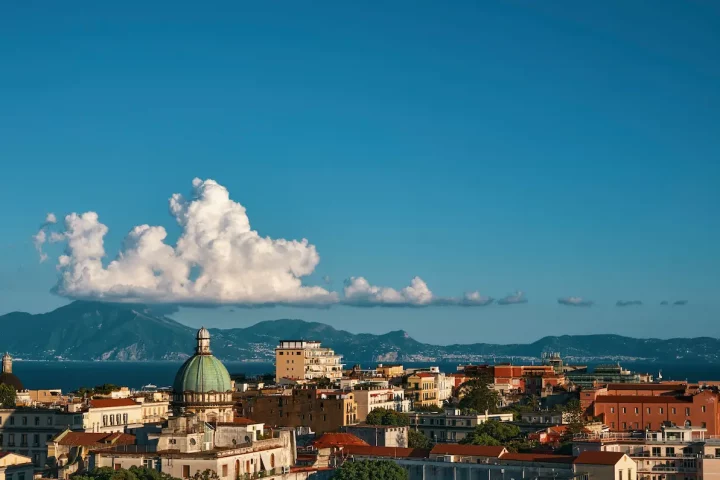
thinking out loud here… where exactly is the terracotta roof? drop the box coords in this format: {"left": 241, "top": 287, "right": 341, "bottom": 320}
{"left": 344, "top": 445, "right": 430, "bottom": 458}
{"left": 430, "top": 444, "right": 505, "bottom": 457}
{"left": 414, "top": 373, "right": 436, "bottom": 378}
{"left": 89, "top": 398, "right": 140, "bottom": 408}
{"left": 313, "top": 433, "right": 369, "bottom": 449}
{"left": 607, "top": 383, "right": 685, "bottom": 390}
{"left": 595, "top": 395, "right": 693, "bottom": 404}
{"left": 56, "top": 432, "right": 135, "bottom": 447}
{"left": 501, "top": 453, "right": 574, "bottom": 464}
{"left": 231, "top": 417, "right": 261, "bottom": 425}
{"left": 574, "top": 451, "right": 626, "bottom": 465}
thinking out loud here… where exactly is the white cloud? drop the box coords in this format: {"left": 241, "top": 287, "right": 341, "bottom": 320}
{"left": 46, "top": 178, "right": 337, "bottom": 306}
{"left": 558, "top": 296, "right": 594, "bottom": 307}
{"left": 38, "top": 178, "right": 495, "bottom": 308}
{"left": 497, "top": 290, "right": 527, "bottom": 305}
{"left": 32, "top": 212, "right": 58, "bottom": 262}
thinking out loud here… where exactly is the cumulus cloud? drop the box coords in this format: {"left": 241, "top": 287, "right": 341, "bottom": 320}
{"left": 497, "top": 291, "right": 527, "bottom": 305}
{"left": 558, "top": 296, "right": 594, "bottom": 307}
{"left": 37, "top": 178, "right": 490, "bottom": 308}
{"left": 616, "top": 300, "right": 642, "bottom": 307}
{"left": 43, "top": 179, "right": 336, "bottom": 306}
{"left": 32, "top": 212, "right": 58, "bottom": 262}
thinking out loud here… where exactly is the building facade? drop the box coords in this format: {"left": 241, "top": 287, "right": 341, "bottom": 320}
{"left": 237, "top": 388, "right": 357, "bottom": 434}
{"left": 408, "top": 408, "right": 514, "bottom": 443}
{"left": 0, "top": 452, "right": 34, "bottom": 480}
{"left": 352, "top": 386, "right": 410, "bottom": 422}
{"left": 274, "top": 341, "right": 343, "bottom": 383}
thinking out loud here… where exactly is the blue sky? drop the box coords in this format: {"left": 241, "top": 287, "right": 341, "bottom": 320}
{"left": 1, "top": 1, "right": 718, "bottom": 343}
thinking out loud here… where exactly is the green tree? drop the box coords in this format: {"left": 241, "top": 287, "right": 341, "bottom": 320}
{"left": 332, "top": 460, "right": 408, "bottom": 480}
{"left": 461, "top": 420, "right": 521, "bottom": 445}
{"left": 562, "top": 399, "right": 586, "bottom": 438}
{"left": 191, "top": 469, "right": 219, "bottom": 480}
{"left": 412, "top": 404, "right": 444, "bottom": 413}
{"left": 73, "top": 467, "right": 180, "bottom": 480}
{"left": 0, "top": 384, "right": 16, "bottom": 408}
{"left": 365, "top": 408, "right": 409, "bottom": 426}
{"left": 457, "top": 374, "right": 500, "bottom": 414}
{"left": 408, "top": 429, "right": 433, "bottom": 449}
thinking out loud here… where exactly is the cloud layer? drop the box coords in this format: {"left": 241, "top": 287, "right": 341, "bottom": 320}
{"left": 497, "top": 291, "right": 527, "bottom": 305}
{"left": 37, "top": 178, "right": 493, "bottom": 308}
{"left": 558, "top": 296, "right": 594, "bottom": 307}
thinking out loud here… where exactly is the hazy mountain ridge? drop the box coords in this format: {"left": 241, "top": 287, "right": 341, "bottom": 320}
{"left": 1, "top": 301, "right": 718, "bottom": 363}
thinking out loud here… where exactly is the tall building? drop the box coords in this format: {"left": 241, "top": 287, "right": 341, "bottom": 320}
{"left": 172, "top": 328, "right": 234, "bottom": 423}
{"left": 0, "top": 354, "right": 23, "bottom": 392}
{"left": 274, "top": 340, "right": 343, "bottom": 383}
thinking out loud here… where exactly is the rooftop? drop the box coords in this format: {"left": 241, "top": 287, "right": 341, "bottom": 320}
{"left": 313, "top": 433, "right": 370, "bottom": 449}
{"left": 573, "top": 451, "right": 627, "bottom": 465}
{"left": 55, "top": 432, "right": 135, "bottom": 447}
{"left": 430, "top": 444, "right": 506, "bottom": 457}
{"left": 344, "top": 445, "right": 430, "bottom": 459}
{"left": 595, "top": 395, "right": 693, "bottom": 404}
{"left": 89, "top": 398, "right": 140, "bottom": 409}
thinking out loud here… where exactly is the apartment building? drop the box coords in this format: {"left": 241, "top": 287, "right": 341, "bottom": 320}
{"left": 274, "top": 340, "right": 344, "bottom": 383}
{"left": 408, "top": 408, "right": 514, "bottom": 443}
{"left": 458, "top": 364, "right": 566, "bottom": 397}
{"left": 353, "top": 385, "right": 410, "bottom": 422}
{"left": 236, "top": 387, "right": 358, "bottom": 434}
{"left": 376, "top": 364, "right": 404, "bottom": 378}
{"left": 573, "top": 425, "right": 720, "bottom": 480}
{"left": 406, "top": 373, "right": 440, "bottom": 408}
{"left": 0, "top": 452, "right": 35, "bottom": 480}
{"left": 593, "top": 389, "right": 720, "bottom": 434}
{"left": 0, "top": 408, "right": 84, "bottom": 470}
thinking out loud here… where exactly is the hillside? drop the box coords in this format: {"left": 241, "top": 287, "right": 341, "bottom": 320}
{"left": 1, "top": 301, "right": 719, "bottom": 363}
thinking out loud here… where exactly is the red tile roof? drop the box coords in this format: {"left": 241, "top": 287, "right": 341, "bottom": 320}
{"left": 595, "top": 395, "right": 692, "bottom": 404}
{"left": 344, "top": 445, "right": 430, "bottom": 459}
{"left": 501, "top": 453, "right": 574, "bottom": 464}
{"left": 430, "top": 444, "right": 506, "bottom": 457}
{"left": 607, "top": 383, "right": 685, "bottom": 390}
{"left": 414, "top": 373, "right": 436, "bottom": 378}
{"left": 232, "top": 417, "right": 261, "bottom": 425}
{"left": 313, "top": 433, "right": 370, "bottom": 449}
{"left": 56, "top": 432, "right": 135, "bottom": 447}
{"left": 574, "top": 451, "right": 626, "bottom": 465}
{"left": 89, "top": 398, "right": 140, "bottom": 408}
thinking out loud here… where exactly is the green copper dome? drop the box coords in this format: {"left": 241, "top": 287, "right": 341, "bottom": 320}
{"left": 173, "top": 328, "right": 232, "bottom": 393}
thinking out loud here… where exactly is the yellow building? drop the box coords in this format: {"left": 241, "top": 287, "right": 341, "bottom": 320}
{"left": 274, "top": 341, "right": 343, "bottom": 383}
{"left": 376, "top": 364, "right": 404, "bottom": 378}
{"left": 406, "top": 373, "right": 440, "bottom": 408}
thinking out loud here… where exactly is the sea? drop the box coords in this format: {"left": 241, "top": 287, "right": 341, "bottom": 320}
{"left": 12, "top": 361, "right": 720, "bottom": 393}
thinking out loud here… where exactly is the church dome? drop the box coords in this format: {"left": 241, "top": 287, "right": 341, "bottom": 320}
{"left": 173, "top": 328, "right": 232, "bottom": 394}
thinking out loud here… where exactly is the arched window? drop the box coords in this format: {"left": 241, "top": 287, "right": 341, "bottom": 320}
{"left": 245, "top": 460, "right": 250, "bottom": 473}
{"left": 270, "top": 454, "right": 275, "bottom": 468}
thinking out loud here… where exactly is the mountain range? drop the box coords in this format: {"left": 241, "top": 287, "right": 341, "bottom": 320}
{"left": 1, "top": 301, "right": 718, "bottom": 364}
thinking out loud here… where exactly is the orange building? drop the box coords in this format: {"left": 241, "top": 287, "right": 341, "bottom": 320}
{"left": 593, "top": 389, "right": 720, "bottom": 434}
{"left": 461, "top": 364, "right": 566, "bottom": 396}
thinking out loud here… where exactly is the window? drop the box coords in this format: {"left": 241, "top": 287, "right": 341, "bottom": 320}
{"left": 35, "top": 417, "right": 40, "bottom": 426}
{"left": 622, "top": 422, "right": 627, "bottom": 429}
{"left": 667, "top": 447, "right": 675, "bottom": 456}
{"left": 619, "top": 471, "right": 623, "bottom": 480}
{"left": 33, "top": 434, "right": 39, "bottom": 447}
{"left": 611, "top": 422, "right": 615, "bottom": 428}
{"left": 271, "top": 453, "right": 275, "bottom": 468}
{"left": 702, "top": 422, "right": 707, "bottom": 428}
{"left": 182, "top": 466, "right": 190, "bottom": 478}
{"left": 634, "top": 407, "right": 639, "bottom": 414}
{"left": 714, "top": 448, "right": 720, "bottom": 458}
{"left": 702, "top": 406, "right": 707, "bottom": 413}
{"left": 9, "top": 417, "right": 14, "bottom": 425}
{"left": 21, "top": 433, "right": 28, "bottom": 447}
{"left": 279, "top": 352, "right": 284, "bottom": 355}
{"left": 47, "top": 417, "right": 53, "bottom": 425}
{"left": 686, "top": 408, "right": 691, "bottom": 416}
{"left": 672, "top": 408, "right": 676, "bottom": 414}
{"left": 222, "top": 465, "right": 228, "bottom": 477}
{"left": 18, "top": 473, "right": 26, "bottom": 480}
{"left": 611, "top": 407, "right": 615, "bottom": 413}
{"left": 0, "top": 433, "right": 3, "bottom": 445}
{"left": 647, "top": 407, "right": 651, "bottom": 414}
{"left": 116, "top": 414, "right": 122, "bottom": 425}
{"left": 622, "top": 407, "right": 626, "bottom": 414}
{"left": 660, "top": 408, "right": 664, "bottom": 414}
{"left": 103, "top": 415, "right": 108, "bottom": 426}
{"left": 652, "top": 447, "right": 661, "bottom": 456}
{"left": 22, "top": 416, "right": 28, "bottom": 425}
{"left": 33, "top": 454, "right": 40, "bottom": 466}
{"left": 123, "top": 413, "right": 128, "bottom": 424}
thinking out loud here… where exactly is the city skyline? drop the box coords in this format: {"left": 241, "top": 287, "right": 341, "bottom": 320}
{"left": 1, "top": 1, "right": 718, "bottom": 343}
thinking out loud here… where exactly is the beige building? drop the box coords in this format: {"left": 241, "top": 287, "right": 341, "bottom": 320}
{"left": 275, "top": 340, "right": 344, "bottom": 383}
{"left": 91, "top": 415, "right": 295, "bottom": 479}
{"left": 376, "top": 364, "right": 404, "bottom": 378}
{"left": 78, "top": 398, "right": 144, "bottom": 433}
{"left": 409, "top": 408, "right": 514, "bottom": 443}
{"left": 46, "top": 430, "right": 136, "bottom": 479}
{"left": 353, "top": 385, "right": 410, "bottom": 422}
{"left": 0, "top": 452, "right": 34, "bottom": 480}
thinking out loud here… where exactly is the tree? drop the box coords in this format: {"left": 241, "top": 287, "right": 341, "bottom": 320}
{"left": 191, "top": 469, "right": 219, "bottom": 480}
{"left": 332, "top": 460, "right": 408, "bottom": 480}
{"left": 365, "top": 408, "right": 409, "bottom": 426}
{"left": 457, "top": 374, "right": 500, "bottom": 414}
{"left": 412, "top": 404, "right": 444, "bottom": 413}
{"left": 562, "top": 399, "right": 586, "bottom": 438}
{"left": 461, "top": 420, "right": 521, "bottom": 445}
{"left": 0, "top": 384, "right": 16, "bottom": 408}
{"left": 73, "top": 467, "right": 180, "bottom": 480}
{"left": 408, "top": 429, "right": 433, "bottom": 449}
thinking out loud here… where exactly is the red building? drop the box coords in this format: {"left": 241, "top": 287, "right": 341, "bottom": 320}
{"left": 593, "top": 389, "right": 720, "bottom": 434}
{"left": 459, "top": 364, "right": 566, "bottom": 396}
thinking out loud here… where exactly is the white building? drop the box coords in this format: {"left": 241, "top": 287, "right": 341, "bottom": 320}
{"left": 408, "top": 408, "right": 514, "bottom": 443}
{"left": 275, "top": 340, "right": 344, "bottom": 383}
{"left": 0, "top": 452, "right": 34, "bottom": 480}
{"left": 91, "top": 415, "right": 296, "bottom": 479}
{"left": 78, "top": 398, "right": 144, "bottom": 433}
{"left": 353, "top": 386, "right": 410, "bottom": 422}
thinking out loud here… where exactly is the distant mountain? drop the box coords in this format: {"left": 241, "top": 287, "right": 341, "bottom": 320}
{"left": 1, "top": 301, "right": 719, "bottom": 364}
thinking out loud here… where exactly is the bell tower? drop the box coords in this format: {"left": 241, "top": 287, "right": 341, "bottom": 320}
{"left": 2, "top": 353, "right": 12, "bottom": 374}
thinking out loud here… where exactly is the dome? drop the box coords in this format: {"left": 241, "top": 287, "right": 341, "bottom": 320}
{"left": 173, "top": 328, "right": 232, "bottom": 394}
{"left": 0, "top": 372, "right": 23, "bottom": 391}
